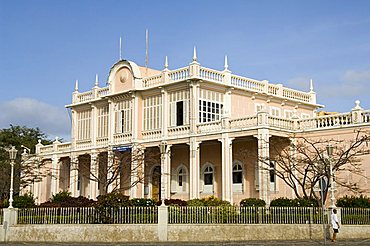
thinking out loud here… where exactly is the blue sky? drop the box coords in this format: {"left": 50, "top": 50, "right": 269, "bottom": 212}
{"left": 1, "top": 0, "right": 370, "bottom": 140}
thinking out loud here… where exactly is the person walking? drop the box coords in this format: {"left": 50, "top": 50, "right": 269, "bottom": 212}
{"left": 331, "top": 209, "right": 340, "bottom": 242}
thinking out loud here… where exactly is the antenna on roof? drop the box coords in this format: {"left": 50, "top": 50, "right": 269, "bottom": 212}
{"left": 145, "top": 29, "right": 149, "bottom": 75}
{"left": 119, "top": 37, "right": 122, "bottom": 61}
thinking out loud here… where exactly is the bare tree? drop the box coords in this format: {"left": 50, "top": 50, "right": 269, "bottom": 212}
{"left": 77, "top": 146, "right": 160, "bottom": 195}
{"left": 239, "top": 129, "right": 370, "bottom": 204}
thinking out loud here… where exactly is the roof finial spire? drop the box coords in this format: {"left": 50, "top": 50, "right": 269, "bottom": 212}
{"left": 309, "top": 79, "right": 314, "bottom": 92}
{"left": 224, "top": 55, "right": 228, "bottom": 70}
{"left": 164, "top": 56, "right": 168, "bottom": 69}
{"left": 75, "top": 80, "right": 79, "bottom": 92}
{"left": 95, "top": 74, "right": 99, "bottom": 87}
{"left": 193, "top": 46, "right": 197, "bottom": 62}
{"left": 119, "top": 37, "right": 122, "bottom": 60}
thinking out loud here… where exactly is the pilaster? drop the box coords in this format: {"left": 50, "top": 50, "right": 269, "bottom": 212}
{"left": 91, "top": 104, "right": 98, "bottom": 146}
{"left": 132, "top": 93, "right": 139, "bottom": 141}
{"left": 189, "top": 82, "right": 199, "bottom": 134}
{"left": 161, "top": 88, "right": 168, "bottom": 138}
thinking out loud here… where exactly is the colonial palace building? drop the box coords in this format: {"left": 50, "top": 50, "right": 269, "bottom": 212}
{"left": 27, "top": 49, "right": 370, "bottom": 205}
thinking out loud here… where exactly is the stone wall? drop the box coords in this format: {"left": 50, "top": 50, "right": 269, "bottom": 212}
{"left": 2, "top": 224, "right": 370, "bottom": 243}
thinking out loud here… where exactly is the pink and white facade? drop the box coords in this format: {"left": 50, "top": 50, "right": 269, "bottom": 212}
{"left": 27, "top": 50, "right": 370, "bottom": 205}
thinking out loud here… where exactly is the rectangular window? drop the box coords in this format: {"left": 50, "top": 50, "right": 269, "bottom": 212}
{"left": 97, "top": 106, "right": 109, "bottom": 138}
{"left": 284, "top": 110, "right": 293, "bottom": 119}
{"left": 255, "top": 103, "right": 264, "bottom": 113}
{"left": 301, "top": 113, "right": 311, "bottom": 119}
{"left": 176, "top": 101, "right": 184, "bottom": 126}
{"left": 77, "top": 110, "right": 91, "bottom": 140}
{"left": 198, "top": 99, "right": 223, "bottom": 123}
{"left": 270, "top": 107, "right": 280, "bottom": 117}
{"left": 143, "top": 95, "right": 162, "bottom": 130}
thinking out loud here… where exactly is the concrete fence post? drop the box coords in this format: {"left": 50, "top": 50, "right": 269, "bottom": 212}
{"left": 157, "top": 204, "right": 168, "bottom": 241}
{"left": 2, "top": 208, "right": 18, "bottom": 242}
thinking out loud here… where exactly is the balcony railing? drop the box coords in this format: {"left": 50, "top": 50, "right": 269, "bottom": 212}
{"left": 38, "top": 108, "right": 370, "bottom": 156}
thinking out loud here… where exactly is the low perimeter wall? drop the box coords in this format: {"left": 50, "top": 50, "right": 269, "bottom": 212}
{"left": 1, "top": 224, "right": 369, "bottom": 243}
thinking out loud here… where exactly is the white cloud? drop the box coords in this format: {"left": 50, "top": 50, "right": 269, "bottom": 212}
{"left": 323, "top": 69, "right": 370, "bottom": 98}
{"left": 0, "top": 98, "right": 71, "bottom": 140}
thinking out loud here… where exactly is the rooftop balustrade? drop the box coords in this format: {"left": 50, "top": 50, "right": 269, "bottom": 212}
{"left": 73, "top": 64, "right": 315, "bottom": 105}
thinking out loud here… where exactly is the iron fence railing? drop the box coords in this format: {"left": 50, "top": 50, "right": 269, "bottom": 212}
{"left": 17, "top": 207, "right": 158, "bottom": 224}
{"left": 168, "top": 206, "right": 327, "bottom": 224}
{"left": 13, "top": 206, "right": 370, "bottom": 225}
{"left": 340, "top": 207, "right": 370, "bottom": 225}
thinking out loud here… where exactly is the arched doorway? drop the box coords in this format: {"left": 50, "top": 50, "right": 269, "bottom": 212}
{"left": 151, "top": 166, "right": 161, "bottom": 200}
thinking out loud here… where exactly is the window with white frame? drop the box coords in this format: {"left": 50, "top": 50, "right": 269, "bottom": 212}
{"left": 255, "top": 103, "right": 264, "bottom": 113}
{"left": 232, "top": 161, "right": 243, "bottom": 193}
{"left": 77, "top": 110, "right": 91, "bottom": 140}
{"left": 198, "top": 89, "right": 223, "bottom": 123}
{"left": 169, "top": 90, "right": 189, "bottom": 126}
{"left": 301, "top": 113, "right": 311, "bottom": 119}
{"left": 269, "top": 161, "right": 276, "bottom": 191}
{"left": 177, "top": 165, "right": 188, "bottom": 192}
{"left": 270, "top": 107, "right": 281, "bottom": 117}
{"left": 97, "top": 105, "right": 109, "bottom": 138}
{"left": 143, "top": 95, "right": 162, "bottom": 130}
{"left": 202, "top": 163, "right": 214, "bottom": 193}
{"left": 115, "top": 100, "right": 132, "bottom": 134}
{"left": 284, "top": 110, "right": 293, "bottom": 119}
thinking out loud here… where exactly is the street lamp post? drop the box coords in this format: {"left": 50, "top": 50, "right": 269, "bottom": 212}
{"left": 326, "top": 144, "right": 336, "bottom": 208}
{"left": 8, "top": 146, "right": 18, "bottom": 208}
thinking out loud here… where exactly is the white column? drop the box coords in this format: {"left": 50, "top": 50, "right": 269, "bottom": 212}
{"left": 189, "top": 139, "right": 200, "bottom": 199}
{"left": 160, "top": 142, "right": 171, "bottom": 201}
{"left": 220, "top": 136, "right": 233, "bottom": 203}
{"left": 256, "top": 129, "right": 270, "bottom": 204}
{"left": 69, "top": 155, "right": 79, "bottom": 197}
{"left": 89, "top": 151, "right": 99, "bottom": 199}
{"left": 165, "top": 145, "right": 172, "bottom": 199}
{"left": 51, "top": 155, "right": 60, "bottom": 195}
{"left": 107, "top": 149, "right": 115, "bottom": 193}
{"left": 130, "top": 144, "right": 139, "bottom": 198}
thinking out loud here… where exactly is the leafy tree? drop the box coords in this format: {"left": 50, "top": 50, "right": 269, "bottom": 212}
{"left": 0, "top": 125, "right": 51, "bottom": 199}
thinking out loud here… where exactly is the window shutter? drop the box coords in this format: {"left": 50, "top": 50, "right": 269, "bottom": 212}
{"left": 170, "top": 102, "right": 176, "bottom": 126}
{"left": 184, "top": 100, "right": 189, "bottom": 125}
{"left": 170, "top": 169, "right": 177, "bottom": 193}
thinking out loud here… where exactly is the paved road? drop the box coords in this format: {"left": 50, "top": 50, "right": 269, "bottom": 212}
{"left": 1, "top": 239, "right": 370, "bottom": 246}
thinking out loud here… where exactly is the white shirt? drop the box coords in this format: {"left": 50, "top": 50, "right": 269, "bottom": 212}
{"left": 331, "top": 213, "right": 339, "bottom": 229}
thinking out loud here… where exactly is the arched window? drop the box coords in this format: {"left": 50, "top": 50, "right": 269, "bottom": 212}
{"left": 170, "top": 165, "right": 188, "bottom": 193}
{"left": 269, "top": 161, "right": 276, "bottom": 191}
{"left": 232, "top": 161, "right": 243, "bottom": 193}
{"left": 202, "top": 163, "right": 214, "bottom": 194}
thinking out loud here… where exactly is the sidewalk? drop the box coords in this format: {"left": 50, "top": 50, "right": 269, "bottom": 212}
{"left": 1, "top": 239, "right": 370, "bottom": 246}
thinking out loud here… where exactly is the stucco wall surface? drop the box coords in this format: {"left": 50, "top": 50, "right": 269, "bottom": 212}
{"left": 6, "top": 224, "right": 158, "bottom": 242}
{"left": 3, "top": 224, "right": 370, "bottom": 242}
{"left": 168, "top": 224, "right": 323, "bottom": 241}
